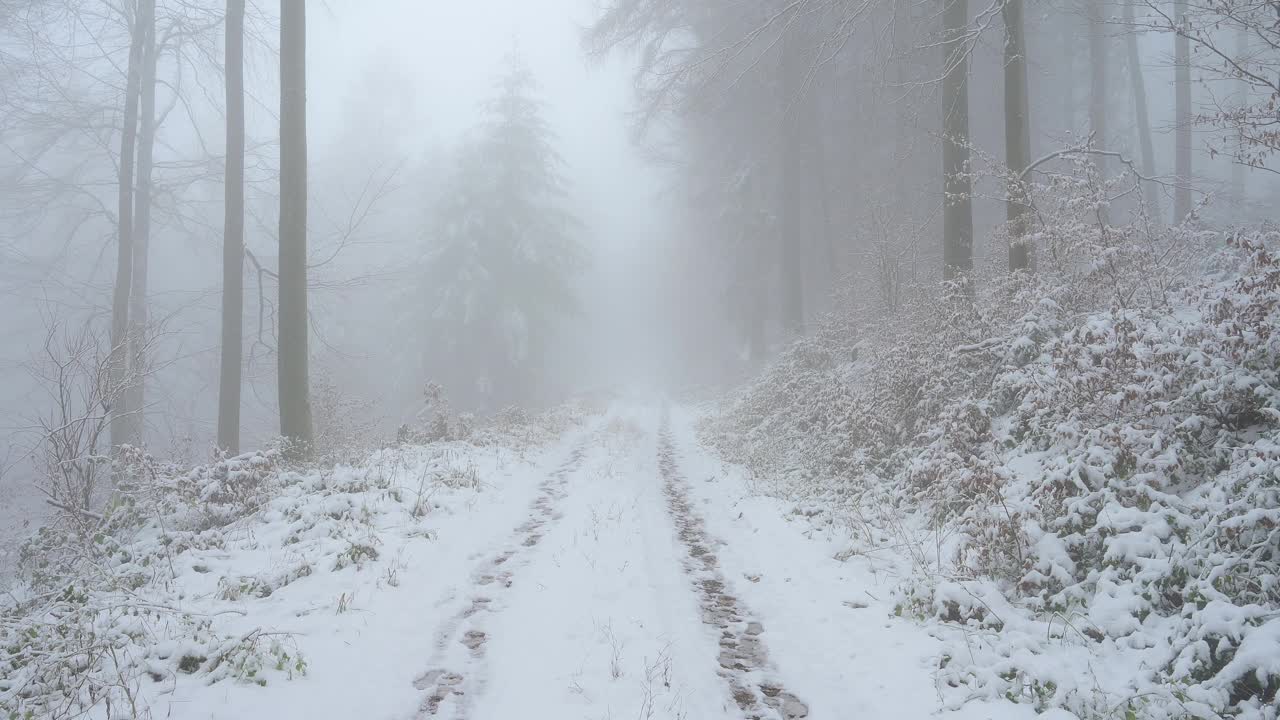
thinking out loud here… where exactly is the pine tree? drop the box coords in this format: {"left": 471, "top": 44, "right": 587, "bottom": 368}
{"left": 421, "top": 51, "right": 585, "bottom": 411}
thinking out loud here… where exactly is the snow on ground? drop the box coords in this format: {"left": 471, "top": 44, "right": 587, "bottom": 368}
{"left": 8, "top": 400, "right": 1062, "bottom": 720}
{"left": 665, "top": 407, "right": 1040, "bottom": 720}
{"left": 457, "top": 404, "right": 730, "bottom": 719}
{"left": 159, "top": 401, "right": 1052, "bottom": 720}
{"left": 147, "top": 425, "right": 599, "bottom": 720}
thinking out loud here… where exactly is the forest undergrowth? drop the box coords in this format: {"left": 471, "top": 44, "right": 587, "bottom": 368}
{"left": 0, "top": 397, "right": 596, "bottom": 720}
{"left": 705, "top": 165, "right": 1280, "bottom": 720}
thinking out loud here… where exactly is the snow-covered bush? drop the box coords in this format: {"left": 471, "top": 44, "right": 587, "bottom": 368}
{"left": 311, "top": 367, "right": 385, "bottom": 464}
{"left": 2, "top": 449, "right": 293, "bottom": 719}
{"left": 705, "top": 157, "right": 1279, "bottom": 718}
{"left": 396, "top": 380, "right": 598, "bottom": 452}
{"left": 1, "top": 426, "right": 517, "bottom": 719}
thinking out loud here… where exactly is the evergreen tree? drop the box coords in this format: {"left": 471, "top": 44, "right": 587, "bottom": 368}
{"left": 422, "top": 51, "right": 585, "bottom": 411}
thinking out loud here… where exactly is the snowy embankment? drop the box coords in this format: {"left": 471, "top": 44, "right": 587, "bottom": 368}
{"left": 1, "top": 406, "right": 598, "bottom": 719}
{"left": 703, "top": 238, "right": 1280, "bottom": 720}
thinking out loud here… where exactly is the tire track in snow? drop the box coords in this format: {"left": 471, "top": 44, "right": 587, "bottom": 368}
{"left": 412, "top": 438, "right": 588, "bottom": 719}
{"left": 658, "top": 411, "right": 809, "bottom": 720}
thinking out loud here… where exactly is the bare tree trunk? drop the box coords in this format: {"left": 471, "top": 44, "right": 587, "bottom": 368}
{"left": 778, "top": 27, "right": 807, "bottom": 336}
{"left": 747, "top": 218, "right": 767, "bottom": 364}
{"left": 1232, "top": 23, "right": 1247, "bottom": 208}
{"left": 942, "top": 0, "right": 973, "bottom": 281}
{"left": 893, "top": 63, "right": 911, "bottom": 220}
{"left": 217, "top": 0, "right": 246, "bottom": 455}
{"left": 1088, "top": 0, "right": 1111, "bottom": 227}
{"left": 1004, "top": 0, "right": 1032, "bottom": 271}
{"left": 1173, "top": 0, "right": 1192, "bottom": 221}
{"left": 813, "top": 107, "right": 836, "bottom": 315}
{"left": 125, "top": 0, "right": 157, "bottom": 449}
{"left": 1123, "top": 1, "right": 1160, "bottom": 220}
{"left": 109, "top": 6, "right": 145, "bottom": 451}
{"left": 1061, "top": 6, "right": 1076, "bottom": 133}
{"left": 806, "top": 91, "right": 835, "bottom": 317}
{"left": 1089, "top": 0, "right": 1107, "bottom": 148}
{"left": 778, "top": 176, "right": 805, "bottom": 336}
{"left": 279, "top": 0, "right": 313, "bottom": 453}
{"left": 892, "top": 0, "right": 912, "bottom": 220}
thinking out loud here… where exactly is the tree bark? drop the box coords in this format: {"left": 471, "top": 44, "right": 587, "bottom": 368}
{"left": 1123, "top": 1, "right": 1160, "bottom": 220}
{"left": 125, "top": 0, "right": 157, "bottom": 448}
{"left": 1089, "top": 0, "right": 1107, "bottom": 148}
{"left": 217, "top": 0, "right": 246, "bottom": 455}
{"left": 778, "top": 27, "right": 808, "bottom": 336}
{"left": 278, "top": 0, "right": 314, "bottom": 453}
{"left": 1231, "top": 23, "right": 1247, "bottom": 207}
{"left": 1061, "top": 6, "right": 1076, "bottom": 133}
{"left": 1004, "top": 0, "right": 1032, "bottom": 271}
{"left": 109, "top": 4, "right": 145, "bottom": 451}
{"left": 942, "top": 0, "right": 973, "bottom": 281}
{"left": 1173, "top": 0, "right": 1192, "bottom": 221}
{"left": 778, "top": 167, "right": 805, "bottom": 335}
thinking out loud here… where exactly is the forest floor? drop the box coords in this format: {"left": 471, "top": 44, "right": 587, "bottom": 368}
{"left": 138, "top": 401, "right": 1046, "bottom": 720}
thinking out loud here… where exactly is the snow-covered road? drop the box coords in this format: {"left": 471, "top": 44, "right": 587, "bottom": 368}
{"left": 169, "top": 403, "right": 1034, "bottom": 720}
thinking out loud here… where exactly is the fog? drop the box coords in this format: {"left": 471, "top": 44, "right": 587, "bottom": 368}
{"left": 302, "top": 0, "right": 686, "bottom": 414}
{"left": 2, "top": 1, "right": 1279, "bottom": 715}
{"left": 0, "top": 0, "right": 685, "bottom": 471}
{"left": 2, "top": 0, "right": 1278, "bottom": 524}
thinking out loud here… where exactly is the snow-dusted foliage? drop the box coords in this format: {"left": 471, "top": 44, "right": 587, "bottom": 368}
{"left": 706, "top": 188, "right": 1280, "bottom": 716}
{"left": 396, "top": 381, "right": 598, "bottom": 452}
{"left": 0, "top": 427, "right": 554, "bottom": 719}
{"left": 310, "top": 366, "right": 385, "bottom": 464}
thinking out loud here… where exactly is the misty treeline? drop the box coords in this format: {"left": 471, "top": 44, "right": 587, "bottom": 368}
{"left": 0, "top": 0, "right": 318, "bottom": 516}
{"left": 1, "top": 0, "right": 1277, "bottom": 512}
{"left": 587, "top": 0, "right": 1280, "bottom": 369}
{"left": 585, "top": 1, "right": 1280, "bottom": 716}
{"left": 0, "top": 0, "right": 1278, "bottom": 717}
{"left": 0, "top": 1, "right": 589, "bottom": 518}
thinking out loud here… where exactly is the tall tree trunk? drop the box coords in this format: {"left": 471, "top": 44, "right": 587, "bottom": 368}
{"left": 894, "top": 63, "right": 911, "bottom": 220}
{"left": 778, "top": 27, "right": 807, "bottom": 336}
{"left": 109, "top": 6, "right": 145, "bottom": 451}
{"left": 1123, "top": 0, "right": 1160, "bottom": 220}
{"left": 125, "top": 0, "right": 157, "bottom": 448}
{"left": 814, "top": 101, "right": 836, "bottom": 315}
{"left": 1089, "top": 0, "right": 1107, "bottom": 148}
{"left": 1061, "top": 6, "right": 1076, "bottom": 133}
{"left": 1089, "top": 0, "right": 1111, "bottom": 226}
{"left": 1004, "top": 0, "right": 1032, "bottom": 271}
{"left": 1232, "top": 24, "right": 1247, "bottom": 207}
{"left": 807, "top": 90, "right": 835, "bottom": 317}
{"left": 217, "top": 0, "right": 246, "bottom": 455}
{"left": 778, "top": 171, "right": 805, "bottom": 335}
{"left": 279, "top": 0, "right": 313, "bottom": 453}
{"left": 942, "top": 0, "right": 973, "bottom": 281}
{"left": 1173, "top": 0, "right": 1192, "bottom": 221}
{"left": 892, "top": 0, "right": 913, "bottom": 220}
{"left": 747, "top": 210, "right": 767, "bottom": 365}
